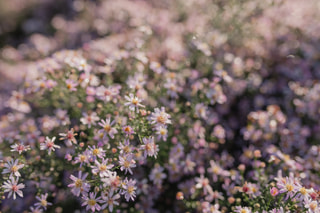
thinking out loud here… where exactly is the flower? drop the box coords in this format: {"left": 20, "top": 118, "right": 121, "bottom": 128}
{"left": 124, "top": 93, "right": 145, "bottom": 112}
{"left": 121, "top": 178, "right": 136, "bottom": 202}
{"left": 101, "top": 190, "right": 120, "bottom": 212}
{"left": 119, "top": 154, "right": 136, "bottom": 175}
{"left": 2, "top": 159, "right": 24, "bottom": 178}
{"left": 140, "top": 137, "right": 159, "bottom": 158}
{"left": 2, "top": 176, "right": 25, "bottom": 200}
{"left": 149, "top": 107, "right": 171, "bottom": 127}
{"left": 10, "top": 143, "right": 30, "bottom": 154}
{"left": 91, "top": 159, "right": 113, "bottom": 177}
{"left": 65, "top": 79, "right": 78, "bottom": 91}
{"left": 34, "top": 193, "right": 52, "bottom": 210}
{"left": 149, "top": 164, "right": 166, "bottom": 187}
{"left": 276, "top": 176, "right": 299, "bottom": 200}
{"left": 68, "top": 171, "right": 90, "bottom": 197}
{"left": 59, "top": 128, "right": 77, "bottom": 146}
{"left": 270, "top": 187, "right": 279, "bottom": 196}
{"left": 98, "top": 118, "right": 118, "bottom": 139}
{"left": 40, "top": 136, "right": 61, "bottom": 155}
{"left": 234, "top": 206, "right": 252, "bottom": 213}
{"left": 80, "top": 112, "right": 99, "bottom": 128}
{"left": 122, "top": 125, "right": 135, "bottom": 136}
{"left": 82, "top": 192, "right": 103, "bottom": 212}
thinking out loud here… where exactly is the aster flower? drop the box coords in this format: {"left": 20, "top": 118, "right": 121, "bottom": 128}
{"left": 121, "top": 178, "right": 137, "bottom": 202}
{"left": 80, "top": 112, "right": 99, "bottom": 128}
{"left": 2, "top": 176, "right": 25, "bottom": 200}
{"left": 276, "top": 176, "right": 299, "bottom": 200}
{"left": 40, "top": 136, "right": 61, "bottom": 155}
{"left": 82, "top": 192, "right": 103, "bottom": 212}
{"left": 140, "top": 137, "right": 159, "bottom": 158}
{"left": 2, "top": 159, "right": 25, "bottom": 177}
{"left": 234, "top": 206, "right": 252, "bottom": 213}
{"left": 65, "top": 79, "right": 78, "bottom": 91}
{"left": 59, "top": 128, "right": 77, "bottom": 146}
{"left": 74, "top": 150, "right": 90, "bottom": 167}
{"left": 68, "top": 171, "right": 90, "bottom": 197}
{"left": 195, "top": 174, "right": 212, "bottom": 195}
{"left": 155, "top": 125, "right": 168, "bottom": 141}
{"left": 101, "top": 171, "right": 121, "bottom": 192}
{"left": 119, "top": 154, "right": 136, "bottom": 175}
{"left": 149, "top": 164, "right": 166, "bottom": 187}
{"left": 305, "top": 199, "right": 320, "bottom": 213}
{"left": 88, "top": 145, "right": 106, "bottom": 161}
{"left": 124, "top": 93, "right": 145, "bottom": 112}
{"left": 149, "top": 107, "right": 171, "bottom": 127}
{"left": 91, "top": 159, "right": 113, "bottom": 177}
{"left": 29, "top": 206, "right": 43, "bottom": 213}
{"left": 101, "top": 190, "right": 121, "bottom": 212}
{"left": 10, "top": 142, "right": 30, "bottom": 154}
{"left": 98, "top": 118, "right": 118, "bottom": 139}
{"left": 34, "top": 193, "right": 52, "bottom": 210}
{"left": 118, "top": 139, "right": 133, "bottom": 155}
{"left": 122, "top": 125, "right": 135, "bottom": 136}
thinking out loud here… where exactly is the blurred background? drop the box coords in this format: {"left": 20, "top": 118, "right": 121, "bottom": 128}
{"left": 0, "top": 0, "right": 319, "bottom": 111}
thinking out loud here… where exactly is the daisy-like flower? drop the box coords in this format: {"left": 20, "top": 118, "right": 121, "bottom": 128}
{"left": 80, "top": 112, "right": 99, "bottom": 128}
{"left": 149, "top": 107, "right": 171, "bottom": 127}
{"left": 59, "top": 128, "right": 77, "bottom": 146}
{"left": 122, "top": 125, "right": 135, "bottom": 136}
{"left": 305, "top": 198, "right": 320, "bottom": 213}
{"left": 234, "top": 206, "right": 252, "bottom": 213}
{"left": 82, "top": 192, "right": 103, "bottom": 212}
{"left": 101, "top": 171, "right": 121, "bottom": 192}
{"left": 29, "top": 206, "right": 43, "bottom": 213}
{"left": 195, "top": 174, "right": 212, "bottom": 195}
{"left": 98, "top": 118, "right": 118, "bottom": 139}
{"left": 74, "top": 150, "right": 90, "bottom": 167}
{"left": 10, "top": 142, "right": 30, "bottom": 154}
{"left": 140, "top": 137, "right": 159, "bottom": 158}
{"left": 2, "top": 159, "right": 24, "bottom": 177}
{"left": 124, "top": 93, "right": 145, "bottom": 112}
{"left": 101, "top": 190, "right": 121, "bottom": 212}
{"left": 118, "top": 139, "right": 133, "bottom": 155}
{"left": 121, "top": 178, "right": 137, "bottom": 202}
{"left": 119, "top": 154, "right": 136, "bottom": 175}
{"left": 65, "top": 79, "right": 78, "bottom": 91}
{"left": 91, "top": 159, "right": 114, "bottom": 177}
{"left": 68, "top": 171, "right": 90, "bottom": 197}
{"left": 155, "top": 125, "right": 168, "bottom": 141}
{"left": 149, "top": 164, "right": 166, "bottom": 187}
{"left": 2, "top": 176, "right": 25, "bottom": 200}
{"left": 88, "top": 145, "right": 106, "bottom": 161}
{"left": 40, "top": 136, "right": 61, "bottom": 155}
{"left": 276, "top": 176, "right": 299, "bottom": 200}
{"left": 34, "top": 193, "right": 52, "bottom": 210}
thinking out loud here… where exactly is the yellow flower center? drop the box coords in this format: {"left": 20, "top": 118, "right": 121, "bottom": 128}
{"left": 11, "top": 165, "right": 18, "bottom": 173}
{"left": 75, "top": 179, "right": 82, "bottom": 188}
{"left": 99, "top": 165, "right": 107, "bottom": 171}
{"left": 41, "top": 200, "right": 47, "bottom": 207}
{"left": 286, "top": 184, "right": 294, "bottom": 192}
{"left": 157, "top": 115, "right": 166, "bottom": 124}
{"left": 88, "top": 199, "right": 96, "bottom": 206}
{"left": 300, "top": 187, "right": 307, "bottom": 195}
{"left": 132, "top": 98, "right": 139, "bottom": 105}
{"left": 127, "top": 186, "right": 134, "bottom": 194}
{"left": 104, "top": 125, "right": 111, "bottom": 132}
{"left": 92, "top": 149, "right": 100, "bottom": 156}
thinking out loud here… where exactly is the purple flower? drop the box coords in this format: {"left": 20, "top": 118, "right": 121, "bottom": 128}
{"left": 82, "top": 192, "right": 103, "bottom": 212}
{"left": 68, "top": 171, "right": 90, "bottom": 197}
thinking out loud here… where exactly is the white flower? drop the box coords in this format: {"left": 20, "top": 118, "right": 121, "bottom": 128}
{"left": 2, "top": 159, "right": 24, "bottom": 178}
{"left": 40, "top": 137, "right": 61, "bottom": 155}
{"left": 124, "top": 93, "right": 145, "bottom": 112}
{"left": 2, "top": 176, "right": 25, "bottom": 200}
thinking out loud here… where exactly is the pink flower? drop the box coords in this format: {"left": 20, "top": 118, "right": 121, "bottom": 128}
{"left": 98, "top": 118, "right": 118, "bottom": 139}
{"left": 140, "top": 137, "right": 159, "bottom": 158}
{"left": 65, "top": 79, "right": 78, "bottom": 91}
{"left": 124, "top": 93, "right": 145, "bottom": 112}
{"left": 270, "top": 187, "right": 279, "bottom": 196}
{"left": 40, "top": 136, "right": 61, "bottom": 155}
{"left": 2, "top": 176, "right": 25, "bottom": 200}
